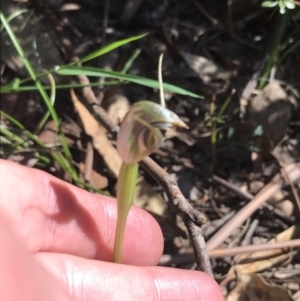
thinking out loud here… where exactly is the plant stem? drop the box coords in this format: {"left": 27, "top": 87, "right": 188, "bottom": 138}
{"left": 258, "top": 11, "right": 291, "bottom": 89}
{"left": 210, "top": 90, "right": 234, "bottom": 168}
{"left": 113, "top": 162, "right": 138, "bottom": 263}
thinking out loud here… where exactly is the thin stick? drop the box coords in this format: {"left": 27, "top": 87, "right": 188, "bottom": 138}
{"left": 212, "top": 174, "right": 295, "bottom": 224}
{"left": 207, "top": 163, "right": 300, "bottom": 250}
{"left": 140, "top": 157, "right": 212, "bottom": 276}
{"left": 158, "top": 54, "right": 165, "bottom": 108}
{"left": 159, "top": 239, "right": 300, "bottom": 264}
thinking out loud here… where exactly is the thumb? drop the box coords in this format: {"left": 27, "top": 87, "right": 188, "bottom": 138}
{"left": 0, "top": 216, "right": 74, "bottom": 301}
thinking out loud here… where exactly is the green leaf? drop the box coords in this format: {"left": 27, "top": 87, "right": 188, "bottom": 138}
{"left": 262, "top": 1, "right": 278, "bottom": 7}
{"left": 0, "top": 9, "right": 29, "bottom": 31}
{"left": 55, "top": 66, "right": 203, "bottom": 98}
{"left": 79, "top": 33, "right": 148, "bottom": 64}
{"left": 11, "top": 78, "right": 20, "bottom": 90}
{"left": 253, "top": 125, "right": 263, "bottom": 137}
{"left": 0, "top": 12, "right": 78, "bottom": 180}
{"left": 284, "top": 0, "right": 295, "bottom": 9}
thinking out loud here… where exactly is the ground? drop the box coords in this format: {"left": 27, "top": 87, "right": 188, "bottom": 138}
{"left": 1, "top": 0, "right": 300, "bottom": 300}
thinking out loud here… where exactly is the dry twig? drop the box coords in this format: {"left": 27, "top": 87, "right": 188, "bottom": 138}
{"left": 141, "top": 157, "right": 211, "bottom": 275}
{"left": 159, "top": 239, "right": 300, "bottom": 265}
{"left": 207, "top": 163, "right": 300, "bottom": 250}
{"left": 213, "top": 174, "right": 295, "bottom": 224}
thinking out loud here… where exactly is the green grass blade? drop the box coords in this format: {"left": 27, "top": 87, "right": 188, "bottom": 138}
{"left": 121, "top": 48, "right": 142, "bottom": 74}
{"left": 56, "top": 66, "right": 203, "bottom": 98}
{"left": 258, "top": 11, "right": 291, "bottom": 89}
{"left": 0, "top": 9, "right": 29, "bottom": 31}
{"left": 79, "top": 33, "right": 148, "bottom": 64}
{"left": 1, "top": 112, "right": 52, "bottom": 165}
{"left": 36, "top": 74, "right": 56, "bottom": 131}
{"left": 1, "top": 110, "right": 44, "bottom": 147}
{"left": 0, "top": 80, "right": 121, "bottom": 93}
{"left": 0, "top": 126, "right": 26, "bottom": 149}
{"left": 278, "top": 38, "right": 300, "bottom": 64}
{"left": 0, "top": 12, "right": 78, "bottom": 180}
{"left": 9, "top": 34, "right": 148, "bottom": 86}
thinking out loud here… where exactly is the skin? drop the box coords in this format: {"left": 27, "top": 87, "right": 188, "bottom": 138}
{"left": 0, "top": 159, "right": 224, "bottom": 301}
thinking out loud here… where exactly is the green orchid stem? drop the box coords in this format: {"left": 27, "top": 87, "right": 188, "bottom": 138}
{"left": 113, "top": 161, "right": 138, "bottom": 263}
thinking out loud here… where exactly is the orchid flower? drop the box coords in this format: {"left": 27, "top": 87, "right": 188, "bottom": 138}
{"left": 113, "top": 100, "right": 188, "bottom": 263}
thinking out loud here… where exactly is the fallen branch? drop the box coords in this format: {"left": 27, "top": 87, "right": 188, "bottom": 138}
{"left": 141, "top": 157, "right": 210, "bottom": 274}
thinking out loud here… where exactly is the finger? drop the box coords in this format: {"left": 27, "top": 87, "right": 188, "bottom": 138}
{"left": 0, "top": 159, "right": 163, "bottom": 265}
{"left": 0, "top": 217, "right": 74, "bottom": 301}
{"left": 36, "top": 252, "right": 224, "bottom": 301}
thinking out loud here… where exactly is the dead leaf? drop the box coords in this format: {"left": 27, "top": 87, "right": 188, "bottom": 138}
{"left": 268, "top": 193, "right": 294, "bottom": 217}
{"left": 248, "top": 82, "right": 291, "bottom": 153}
{"left": 166, "top": 128, "right": 196, "bottom": 146}
{"left": 293, "top": 291, "right": 300, "bottom": 301}
{"left": 234, "top": 223, "right": 300, "bottom": 274}
{"left": 59, "top": 3, "right": 81, "bottom": 11}
{"left": 134, "top": 176, "right": 167, "bottom": 216}
{"left": 105, "top": 93, "right": 130, "bottom": 125}
{"left": 250, "top": 182, "right": 294, "bottom": 216}
{"left": 227, "top": 271, "right": 293, "bottom": 301}
{"left": 79, "top": 162, "right": 108, "bottom": 189}
{"left": 71, "top": 89, "right": 121, "bottom": 177}
{"left": 39, "top": 119, "right": 80, "bottom": 146}
{"left": 120, "top": 0, "right": 145, "bottom": 24}
{"left": 181, "top": 52, "right": 232, "bottom": 82}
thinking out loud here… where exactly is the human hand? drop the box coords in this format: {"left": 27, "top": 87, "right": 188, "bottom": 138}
{"left": 0, "top": 159, "right": 224, "bottom": 301}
